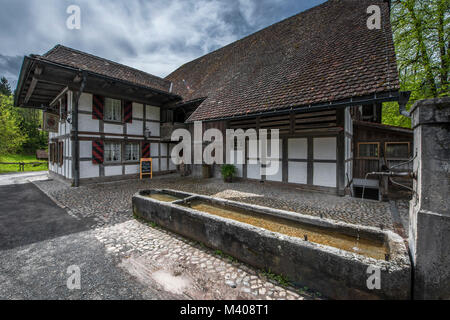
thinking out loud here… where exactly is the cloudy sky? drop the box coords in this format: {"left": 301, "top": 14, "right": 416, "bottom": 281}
{"left": 0, "top": 0, "right": 326, "bottom": 88}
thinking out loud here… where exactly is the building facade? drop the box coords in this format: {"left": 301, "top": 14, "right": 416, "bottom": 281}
{"left": 14, "top": 0, "right": 413, "bottom": 198}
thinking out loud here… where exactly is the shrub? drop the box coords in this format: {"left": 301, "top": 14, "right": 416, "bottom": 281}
{"left": 221, "top": 164, "right": 236, "bottom": 182}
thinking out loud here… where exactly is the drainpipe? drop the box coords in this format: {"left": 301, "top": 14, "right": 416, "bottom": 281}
{"left": 399, "top": 91, "right": 412, "bottom": 118}
{"left": 72, "top": 72, "right": 87, "bottom": 187}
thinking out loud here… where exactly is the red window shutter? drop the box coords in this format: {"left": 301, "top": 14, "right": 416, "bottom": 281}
{"left": 142, "top": 142, "right": 150, "bottom": 158}
{"left": 124, "top": 101, "right": 133, "bottom": 123}
{"left": 92, "top": 141, "right": 104, "bottom": 164}
{"left": 92, "top": 95, "right": 104, "bottom": 120}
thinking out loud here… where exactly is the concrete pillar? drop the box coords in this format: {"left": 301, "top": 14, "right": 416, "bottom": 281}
{"left": 409, "top": 97, "right": 450, "bottom": 300}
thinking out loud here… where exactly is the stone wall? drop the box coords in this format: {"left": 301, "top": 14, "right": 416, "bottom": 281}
{"left": 409, "top": 97, "right": 450, "bottom": 299}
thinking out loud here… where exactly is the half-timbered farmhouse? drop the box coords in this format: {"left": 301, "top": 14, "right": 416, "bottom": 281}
{"left": 14, "top": 0, "right": 412, "bottom": 199}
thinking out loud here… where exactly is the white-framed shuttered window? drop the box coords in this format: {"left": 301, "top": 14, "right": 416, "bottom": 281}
{"left": 105, "top": 142, "right": 122, "bottom": 163}
{"left": 125, "top": 143, "right": 140, "bottom": 162}
{"left": 104, "top": 98, "right": 122, "bottom": 122}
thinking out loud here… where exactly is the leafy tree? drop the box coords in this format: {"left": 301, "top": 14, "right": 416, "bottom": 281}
{"left": 0, "top": 77, "right": 12, "bottom": 96}
{"left": 383, "top": 0, "right": 449, "bottom": 128}
{"left": 16, "top": 108, "right": 48, "bottom": 154}
{"left": 0, "top": 94, "right": 26, "bottom": 155}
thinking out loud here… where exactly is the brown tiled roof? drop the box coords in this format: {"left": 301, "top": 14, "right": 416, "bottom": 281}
{"left": 166, "top": 0, "right": 400, "bottom": 122}
{"left": 38, "top": 45, "right": 172, "bottom": 92}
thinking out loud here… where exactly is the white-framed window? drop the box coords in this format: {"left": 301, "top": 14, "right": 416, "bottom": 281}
{"left": 125, "top": 143, "right": 140, "bottom": 162}
{"left": 104, "top": 142, "right": 122, "bottom": 163}
{"left": 104, "top": 98, "right": 122, "bottom": 122}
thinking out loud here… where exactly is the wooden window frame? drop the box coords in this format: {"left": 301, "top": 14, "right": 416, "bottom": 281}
{"left": 385, "top": 142, "right": 411, "bottom": 160}
{"left": 357, "top": 142, "right": 380, "bottom": 160}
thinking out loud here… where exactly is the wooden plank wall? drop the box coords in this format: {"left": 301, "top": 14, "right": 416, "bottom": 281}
{"left": 228, "top": 109, "right": 337, "bottom": 135}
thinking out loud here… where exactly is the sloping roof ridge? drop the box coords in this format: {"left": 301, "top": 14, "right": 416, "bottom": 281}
{"left": 43, "top": 44, "right": 172, "bottom": 85}
{"left": 166, "top": 0, "right": 331, "bottom": 78}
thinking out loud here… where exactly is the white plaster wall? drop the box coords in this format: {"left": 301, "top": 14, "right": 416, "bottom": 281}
{"left": 313, "top": 137, "right": 336, "bottom": 160}
{"left": 146, "top": 122, "right": 160, "bottom": 137}
{"left": 105, "top": 166, "right": 122, "bottom": 176}
{"left": 288, "top": 138, "right": 308, "bottom": 159}
{"left": 266, "top": 160, "right": 282, "bottom": 182}
{"left": 313, "top": 163, "right": 336, "bottom": 187}
{"left": 152, "top": 159, "right": 159, "bottom": 172}
{"left": 160, "top": 143, "right": 168, "bottom": 156}
{"left": 133, "top": 103, "right": 143, "bottom": 118}
{"left": 288, "top": 162, "right": 308, "bottom": 184}
{"left": 146, "top": 106, "right": 160, "bottom": 121}
{"left": 67, "top": 160, "right": 72, "bottom": 179}
{"left": 80, "top": 161, "right": 99, "bottom": 178}
{"left": 104, "top": 123, "right": 123, "bottom": 134}
{"left": 150, "top": 143, "right": 159, "bottom": 157}
{"left": 235, "top": 164, "right": 243, "bottom": 178}
{"left": 79, "top": 93, "right": 92, "bottom": 112}
{"left": 127, "top": 120, "right": 143, "bottom": 136}
{"left": 79, "top": 114, "right": 99, "bottom": 132}
{"left": 160, "top": 159, "right": 168, "bottom": 171}
{"left": 247, "top": 163, "right": 261, "bottom": 180}
{"left": 80, "top": 141, "right": 92, "bottom": 158}
{"left": 125, "top": 165, "right": 139, "bottom": 175}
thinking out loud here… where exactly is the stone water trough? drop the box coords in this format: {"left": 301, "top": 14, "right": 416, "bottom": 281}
{"left": 132, "top": 189, "right": 411, "bottom": 299}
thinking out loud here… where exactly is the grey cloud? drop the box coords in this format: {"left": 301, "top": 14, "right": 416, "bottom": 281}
{"left": 0, "top": 0, "right": 326, "bottom": 83}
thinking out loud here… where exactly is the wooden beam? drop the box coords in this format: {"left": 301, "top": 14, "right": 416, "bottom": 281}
{"left": 24, "top": 77, "right": 38, "bottom": 104}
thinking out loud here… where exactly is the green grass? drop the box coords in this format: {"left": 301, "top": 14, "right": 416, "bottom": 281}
{"left": 0, "top": 154, "right": 48, "bottom": 174}
{"left": 262, "top": 269, "right": 291, "bottom": 287}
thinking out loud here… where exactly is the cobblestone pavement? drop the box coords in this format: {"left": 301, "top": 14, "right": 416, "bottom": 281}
{"left": 31, "top": 174, "right": 400, "bottom": 300}
{"left": 36, "top": 174, "right": 395, "bottom": 230}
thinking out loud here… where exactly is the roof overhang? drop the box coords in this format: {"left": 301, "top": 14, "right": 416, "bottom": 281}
{"left": 14, "top": 56, "right": 182, "bottom": 110}
{"left": 188, "top": 90, "right": 401, "bottom": 123}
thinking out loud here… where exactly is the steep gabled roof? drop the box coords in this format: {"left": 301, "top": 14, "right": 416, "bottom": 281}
{"left": 39, "top": 45, "right": 172, "bottom": 92}
{"left": 166, "top": 0, "right": 400, "bottom": 122}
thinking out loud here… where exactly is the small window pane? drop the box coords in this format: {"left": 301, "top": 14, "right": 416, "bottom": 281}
{"left": 125, "top": 143, "right": 139, "bottom": 162}
{"left": 386, "top": 143, "right": 409, "bottom": 159}
{"left": 104, "top": 98, "right": 122, "bottom": 121}
{"left": 105, "top": 142, "right": 121, "bottom": 162}
{"left": 359, "top": 143, "right": 378, "bottom": 158}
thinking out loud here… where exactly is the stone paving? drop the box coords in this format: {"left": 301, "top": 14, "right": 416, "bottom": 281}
{"left": 31, "top": 174, "right": 399, "bottom": 300}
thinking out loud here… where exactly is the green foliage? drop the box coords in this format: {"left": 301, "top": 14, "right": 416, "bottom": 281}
{"left": 0, "top": 77, "right": 12, "bottom": 96}
{"left": 382, "top": 102, "right": 412, "bottom": 128}
{"left": 0, "top": 78, "right": 48, "bottom": 155}
{"left": 221, "top": 164, "right": 237, "bottom": 179}
{"left": 0, "top": 94, "right": 26, "bottom": 155}
{"left": 262, "top": 269, "right": 291, "bottom": 287}
{"left": 384, "top": 0, "right": 449, "bottom": 127}
{"left": 16, "top": 107, "right": 48, "bottom": 154}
